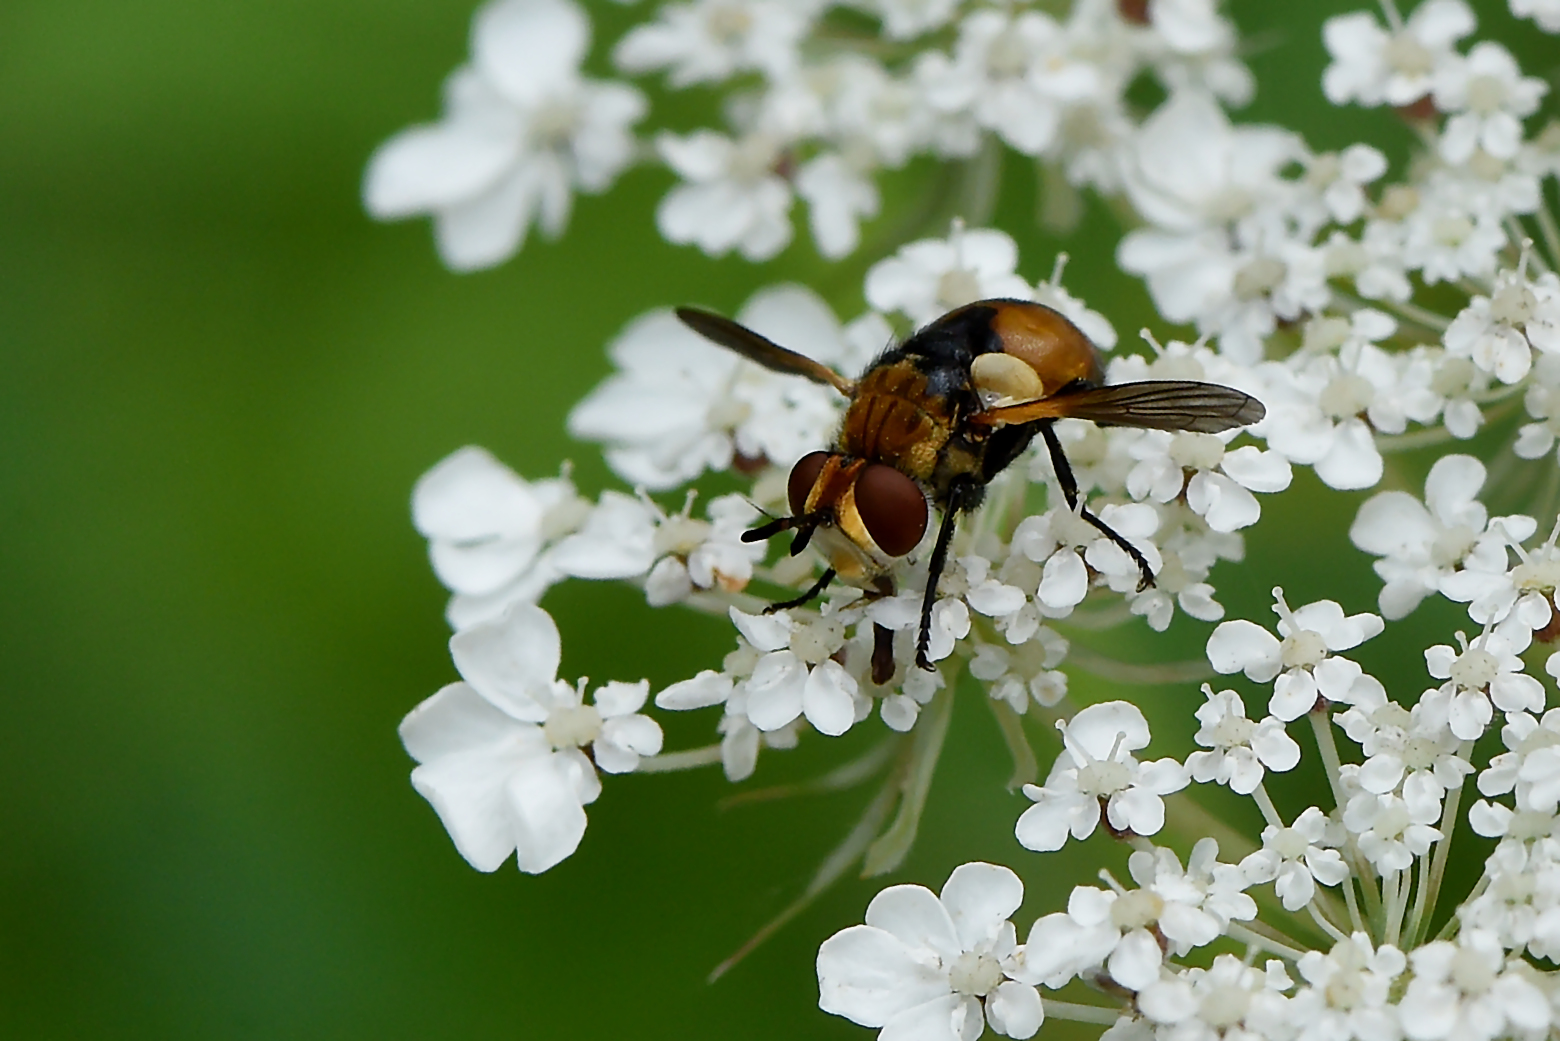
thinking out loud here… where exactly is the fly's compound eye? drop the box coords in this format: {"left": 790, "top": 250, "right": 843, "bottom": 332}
{"left": 788, "top": 451, "right": 830, "bottom": 516}
{"left": 854, "top": 464, "right": 928, "bottom": 557}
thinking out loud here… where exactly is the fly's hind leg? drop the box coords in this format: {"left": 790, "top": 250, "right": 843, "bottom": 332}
{"left": 1038, "top": 423, "right": 1155, "bottom": 591}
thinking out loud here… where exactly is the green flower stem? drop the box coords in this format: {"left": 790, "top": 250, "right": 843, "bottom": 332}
{"left": 988, "top": 698, "right": 1039, "bottom": 790}
{"left": 1407, "top": 747, "right": 1472, "bottom": 948}
{"left": 1041, "top": 1000, "right": 1122, "bottom": 1026}
{"left": 862, "top": 678, "right": 956, "bottom": 876}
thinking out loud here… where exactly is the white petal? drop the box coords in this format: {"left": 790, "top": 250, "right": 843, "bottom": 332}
{"left": 745, "top": 652, "right": 807, "bottom": 731}
{"left": 504, "top": 751, "right": 589, "bottom": 873}
{"left": 866, "top": 884, "right": 962, "bottom": 959}
{"left": 1107, "top": 928, "right": 1162, "bottom": 991}
{"left": 941, "top": 863, "right": 1023, "bottom": 951}
{"left": 449, "top": 603, "right": 561, "bottom": 721}
{"left": 473, "top": 0, "right": 589, "bottom": 107}
{"left": 880, "top": 994, "right": 968, "bottom": 1041}
{"left": 655, "top": 669, "right": 733, "bottom": 710}
{"left": 818, "top": 925, "right": 947, "bottom": 1027}
{"left": 985, "top": 982, "right": 1043, "bottom": 1039}
{"left": 1206, "top": 620, "right": 1282, "bottom": 681}
{"left": 364, "top": 117, "right": 518, "bottom": 219}
{"left": 400, "top": 681, "right": 539, "bottom": 764}
{"left": 803, "top": 660, "right": 859, "bottom": 737}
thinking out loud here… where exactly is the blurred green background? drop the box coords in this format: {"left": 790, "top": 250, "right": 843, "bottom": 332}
{"left": 0, "top": 0, "right": 1550, "bottom": 1037}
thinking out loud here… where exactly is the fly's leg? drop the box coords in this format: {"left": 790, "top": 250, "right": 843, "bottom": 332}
{"left": 1039, "top": 423, "right": 1155, "bottom": 591}
{"left": 764, "top": 568, "right": 837, "bottom": 613}
{"left": 870, "top": 624, "right": 896, "bottom": 686}
{"left": 915, "top": 479, "right": 976, "bottom": 672}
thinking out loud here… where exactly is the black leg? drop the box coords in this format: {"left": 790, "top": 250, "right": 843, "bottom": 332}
{"left": 1038, "top": 423, "right": 1155, "bottom": 591}
{"left": 915, "top": 480, "right": 973, "bottom": 672}
{"left": 870, "top": 623, "right": 896, "bottom": 686}
{"left": 764, "top": 568, "right": 836, "bottom": 613}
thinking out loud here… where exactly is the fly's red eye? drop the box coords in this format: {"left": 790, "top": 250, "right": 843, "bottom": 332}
{"left": 788, "top": 451, "right": 830, "bottom": 516}
{"left": 854, "top": 464, "right": 927, "bottom": 557}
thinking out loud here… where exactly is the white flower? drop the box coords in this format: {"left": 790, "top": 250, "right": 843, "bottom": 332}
{"left": 727, "top": 607, "right": 864, "bottom": 737}
{"left": 867, "top": 0, "right": 964, "bottom": 41}
{"left": 569, "top": 284, "right": 866, "bottom": 488}
{"left": 1343, "top": 791, "right": 1441, "bottom": 873}
{"left": 1259, "top": 311, "right": 1406, "bottom": 491}
{"left": 1138, "top": 954, "right": 1292, "bottom": 1037}
{"left": 1015, "top": 702, "right": 1188, "bottom": 851}
{"left": 1511, "top": 0, "right": 1560, "bottom": 31}
{"left": 968, "top": 631, "right": 1069, "bottom": 715}
{"left": 655, "top": 129, "right": 795, "bottom": 260}
{"left": 1445, "top": 265, "right": 1560, "bottom": 385}
{"left": 364, "top": 0, "right": 645, "bottom": 271}
{"left": 1011, "top": 504, "right": 1163, "bottom": 615}
{"left": 1398, "top": 174, "right": 1508, "bottom": 285}
{"left": 1321, "top": 0, "right": 1475, "bottom": 108}
{"left": 1440, "top": 516, "right": 1560, "bottom": 645}
{"left": 1206, "top": 588, "right": 1384, "bottom": 721}
{"left": 1300, "top": 144, "right": 1388, "bottom": 225}
{"left": 1425, "top": 629, "right": 1544, "bottom": 740}
{"left": 612, "top": 0, "right": 810, "bottom": 86}
{"left": 1433, "top": 41, "right": 1548, "bottom": 163}
{"left": 1239, "top": 807, "right": 1350, "bottom": 911}
{"left": 647, "top": 497, "right": 759, "bottom": 605}
{"left": 1018, "top": 840, "right": 1256, "bottom": 993}
{"left": 411, "top": 447, "right": 588, "bottom": 627}
{"left": 1185, "top": 686, "right": 1300, "bottom": 794}
{"left": 915, "top": 10, "right": 1094, "bottom": 158}
{"left": 795, "top": 152, "right": 880, "bottom": 259}
{"left": 1289, "top": 935, "right": 1405, "bottom": 1041}
{"left": 1335, "top": 684, "right": 1472, "bottom": 818}
{"left": 817, "top": 863, "right": 1044, "bottom": 1041}
{"left": 1126, "top": 429, "right": 1291, "bottom": 532}
{"left": 1349, "top": 453, "right": 1509, "bottom": 619}
{"left": 1517, "top": 352, "right": 1560, "bottom": 460}
{"left": 398, "top": 603, "right": 661, "bottom": 873}
{"left": 1399, "top": 931, "right": 1551, "bottom": 1040}
{"left": 865, "top": 227, "right": 1033, "bottom": 326}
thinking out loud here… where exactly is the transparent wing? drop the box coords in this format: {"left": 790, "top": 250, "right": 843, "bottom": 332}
{"left": 676, "top": 307, "right": 854, "bottom": 395}
{"left": 971, "top": 381, "right": 1265, "bottom": 433}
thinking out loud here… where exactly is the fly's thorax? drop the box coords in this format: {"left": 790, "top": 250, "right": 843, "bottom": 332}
{"left": 839, "top": 360, "right": 954, "bottom": 481}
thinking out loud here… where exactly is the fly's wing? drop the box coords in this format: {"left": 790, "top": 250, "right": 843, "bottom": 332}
{"left": 971, "top": 381, "right": 1265, "bottom": 433}
{"left": 676, "top": 307, "right": 854, "bottom": 395}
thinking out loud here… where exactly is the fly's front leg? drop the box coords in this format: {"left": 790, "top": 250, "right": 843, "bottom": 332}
{"left": 915, "top": 479, "right": 976, "bottom": 672}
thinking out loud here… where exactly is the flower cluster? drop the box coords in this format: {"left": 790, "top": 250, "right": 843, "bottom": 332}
{"left": 371, "top": 0, "right": 1560, "bottom": 1037}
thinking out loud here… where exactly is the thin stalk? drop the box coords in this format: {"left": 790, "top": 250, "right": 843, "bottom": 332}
{"left": 718, "top": 738, "right": 899, "bottom": 808}
{"left": 1536, "top": 201, "right": 1560, "bottom": 272}
{"left": 988, "top": 698, "right": 1039, "bottom": 790}
{"left": 1226, "top": 921, "right": 1308, "bottom": 961}
{"left": 1332, "top": 288, "right": 1451, "bottom": 334}
{"left": 1381, "top": 869, "right": 1403, "bottom": 947}
{"left": 1041, "top": 1000, "right": 1122, "bottom": 1026}
{"left": 1063, "top": 645, "right": 1214, "bottom": 684}
{"left": 1507, "top": 218, "right": 1552, "bottom": 275}
{"left": 1309, "top": 711, "right": 1383, "bottom": 920}
{"left": 638, "top": 745, "right": 725, "bottom": 772}
{"left": 862, "top": 679, "right": 956, "bottom": 876}
{"left": 1307, "top": 901, "right": 1349, "bottom": 943}
{"left": 1251, "top": 782, "right": 1285, "bottom": 830}
{"left": 1342, "top": 867, "right": 1368, "bottom": 936}
{"left": 1408, "top": 753, "right": 1471, "bottom": 947}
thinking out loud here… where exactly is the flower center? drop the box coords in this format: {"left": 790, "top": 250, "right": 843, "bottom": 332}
{"left": 1491, "top": 282, "right": 1537, "bottom": 325}
{"left": 1374, "top": 802, "right": 1410, "bottom": 840}
{"left": 1371, "top": 702, "right": 1411, "bottom": 732}
{"left": 936, "top": 268, "right": 984, "bottom": 310}
{"left": 1430, "top": 525, "right": 1477, "bottom": 567}
{"left": 530, "top": 99, "right": 580, "bottom": 147}
{"left": 1306, "top": 153, "right": 1341, "bottom": 188}
{"left": 1465, "top": 75, "right": 1508, "bottom": 114}
{"left": 1449, "top": 647, "right": 1498, "bottom": 690}
{"left": 986, "top": 34, "right": 1030, "bottom": 78}
{"left": 1432, "top": 214, "right": 1474, "bottom": 246}
{"left": 1324, "top": 970, "right": 1365, "bottom": 1010}
{"left": 948, "top": 951, "right": 1004, "bottom": 996}
{"left": 1272, "top": 826, "right": 1310, "bottom": 860}
{"left": 1169, "top": 431, "right": 1227, "bottom": 471}
{"left": 544, "top": 704, "right": 602, "bottom": 749}
{"left": 1209, "top": 713, "right": 1256, "bottom": 749}
{"left": 1233, "top": 256, "right": 1286, "bottom": 299}
{"left": 790, "top": 618, "right": 846, "bottom": 664}
{"left": 1450, "top": 948, "right": 1495, "bottom": 994}
{"left": 1207, "top": 187, "right": 1253, "bottom": 222}
{"left": 1280, "top": 629, "right": 1328, "bottom": 669}
{"left": 1508, "top": 809, "right": 1555, "bottom": 841}
{"left": 1109, "top": 889, "right": 1165, "bottom": 930}
{"left": 1199, "top": 984, "right": 1251, "bottom": 1028}
{"left": 1377, "top": 185, "right": 1420, "bottom": 221}
{"left": 1318, "top": 373, "right": 1375, "bottom": 419}
{"left": 1075, "top": 758, "right": 1132, "bottom": 798}
{"left": 729, "top": 134, "right": 781, "bottom": 181}
{"left": 1512, "top": 553, "right": 1560, "bottom": 593}
{"left": 654, "top": 515, "right": 710, "bottom": 556}
{"left": 705, "top": 3, "right": 752, "bottom": 43}
{"left": 1400, "top": 736, "right": 1442, "bottom": 771}
{"left": 1384, "top": 34, "right": 1434, "bottom": 77}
